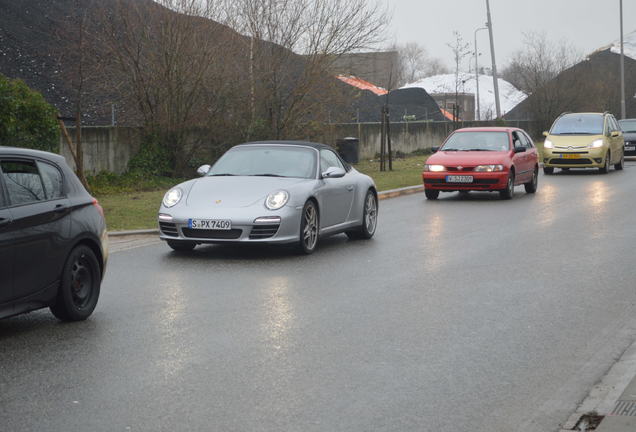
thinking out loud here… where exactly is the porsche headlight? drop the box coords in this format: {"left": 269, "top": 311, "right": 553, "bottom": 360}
{"left": 589, "top": 139, "right": 604, "bottom": 148}
{"left": 424, "top": 164, "right": 446, "bottom": 172}
{"left": 265, "top": 190, "right": 289, "bottom": 210}
{"left": 543, "top": 139, "right": 554, "bottom": 149}
{"left": 162, "top": 188, "right": 183, "bottom": 208}
{"left": 474, "top": 165, "right": 504, "bottom": 172}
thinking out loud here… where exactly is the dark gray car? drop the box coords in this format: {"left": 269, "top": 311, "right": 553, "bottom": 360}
{"left": 619, "top": 119, "right": 636, "bottom": 156}
{"left": 0, "top": 146, "right": 108, "bottom": 321}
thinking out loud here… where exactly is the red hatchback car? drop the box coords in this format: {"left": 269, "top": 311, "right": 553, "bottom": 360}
{"left": 422, "top": 127, "right": 539, "bottom": 200}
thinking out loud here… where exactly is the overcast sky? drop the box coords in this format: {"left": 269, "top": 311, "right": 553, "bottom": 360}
{"left": 385, "top": 0, "right": 636, "bottom": 70}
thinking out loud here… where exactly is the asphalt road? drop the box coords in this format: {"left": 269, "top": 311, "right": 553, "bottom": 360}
{"left": 2, "top": 163, "right": 636, "bottom": 432}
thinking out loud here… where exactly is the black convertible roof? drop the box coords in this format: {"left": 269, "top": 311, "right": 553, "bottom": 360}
{"left": 238, "top": 140, "right": 334, "bottom": 150}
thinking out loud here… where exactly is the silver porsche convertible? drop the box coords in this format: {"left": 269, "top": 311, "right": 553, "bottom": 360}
{"left": 158, "top": 141, "right": 378, "bottom": 254}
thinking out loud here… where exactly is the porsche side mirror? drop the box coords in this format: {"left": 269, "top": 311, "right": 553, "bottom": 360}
{"left": 542, "top": 131, "right": 549, "bottom": 137}
{"left": 196, "top": 164, "right": 211, "bottom": 176}
{"left": 514, "top": 146, "right": 527, "bottom": 154}
{"left": 322, "top": 166, "right": 346, "bottom": 179}
{"left": 431, "top": 146, "right": 440, "bottom": 153}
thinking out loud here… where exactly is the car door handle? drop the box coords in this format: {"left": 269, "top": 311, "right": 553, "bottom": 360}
{"left": 54, "top": 204, "right": 68, "bottom": 213}
{"left": 346, "top": 185, "right": 354, "bottom": 191}
{"left": 0, "top": 218, "right": 11, "bottom": 227}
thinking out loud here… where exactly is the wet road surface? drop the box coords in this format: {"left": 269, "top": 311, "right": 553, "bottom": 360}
{"left": 2, "top": 163, "right": 636, "bottom": 432}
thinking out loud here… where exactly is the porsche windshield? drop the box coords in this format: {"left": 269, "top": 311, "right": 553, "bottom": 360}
{"left": 208, "top": 145, "right": 317, "bottom": 179}
{"left": 441, "top": 131, "right": 510, "bottom": 151}
{"left": 551, "top": 114, "right": 604, "bottom": 135}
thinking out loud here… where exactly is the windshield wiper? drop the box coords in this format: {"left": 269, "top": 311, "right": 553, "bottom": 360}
{"left": 250, "top": 173, "right": 288, "bottom": 177}
{"left": 441, "top": 148, "right": 460, "bottom": 151}
{"left": 463, "top": 149, "right": 493, "bottom": 151}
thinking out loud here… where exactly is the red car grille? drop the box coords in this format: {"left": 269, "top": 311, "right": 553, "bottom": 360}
{"left": 446, "top": 166, "right": 475, "bottom": 172}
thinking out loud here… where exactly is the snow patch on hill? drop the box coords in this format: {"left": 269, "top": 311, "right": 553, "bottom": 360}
{"left": 401, "top": 73, "right": 527, "bottom": 120}
{"left": 609, "top": 29, "right": 636, "bottom": 60}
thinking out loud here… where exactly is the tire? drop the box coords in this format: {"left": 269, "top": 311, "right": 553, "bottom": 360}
{"left": 50, "top": 245, "right": 101, "bottom": 322}
{"left": 499, "top": 171, "right": 515, "bottom": 200}
{"left": 346, "top": 189, "right": 378, "bottom": 240}
{"left": 424, "top": 189, "right": 440, "bottom": 200}
{"left": 599, "top": 151, "right": 611, "bottom": 174}
{"left": 524, "top": 167, "right": 538, "bottom": 194}
{"left": 298, "top": 200, "right": 319, "bottom": 254}
{"left": 615, "top": 151, "right": 624, "bottom": 170}
{"left": 543, "top": 167, "right": 554, "bottom": 175}
{"left": 167, "top": 240, "right": 196, "bottom": 251}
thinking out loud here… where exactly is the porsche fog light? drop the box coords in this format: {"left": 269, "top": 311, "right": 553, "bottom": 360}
{"left": 265, "top": 190, "right": 289, "bottom": 210}
{"left": 162, "top": 188, "right": 183, "bottom": 208}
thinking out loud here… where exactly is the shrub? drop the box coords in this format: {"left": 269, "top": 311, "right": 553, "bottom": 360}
{"left": 0, "top": 74, "right": 59, "bottom": 151}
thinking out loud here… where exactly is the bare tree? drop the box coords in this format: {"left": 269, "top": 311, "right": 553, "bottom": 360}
{"left": 395, "top": 42, "right": 448, "bottom": 85}
{"left": 53, "top": 0, "right": 102, "bottom": 189}
{"left": 103, "top": 0, "right": 241, "bottom": 175}
{"left": 221, "top": 0, "right": 389, "bottom": 140}
{"left": 502, "top": 32, "right": 581, "bottom": 126}
{"left": 447, "top": 31, "right": 471, "bottom": 122}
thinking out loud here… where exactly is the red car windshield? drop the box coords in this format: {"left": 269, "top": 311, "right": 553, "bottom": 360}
{"left": 441, "top": 131, "right": 510, "bottom": 152}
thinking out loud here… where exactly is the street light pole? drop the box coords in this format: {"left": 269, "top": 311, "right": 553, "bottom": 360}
{"left": 620, "top": 0, "right": 626, "bottom": 119}
{"left": 474, "top": 27, "right": 487, "bottom": 121}
{"left": 485, "top": 0, "right": 501, "bottom": 119}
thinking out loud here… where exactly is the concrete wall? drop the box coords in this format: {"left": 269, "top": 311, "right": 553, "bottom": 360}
{"left": 330, "top": 120, "right": 541, "bottom": 160}
{"left": 59, "top": 121, "right": 541, "bottom": 174}
{"left": 59, "top": 127, "right": 143, "bottom": 175}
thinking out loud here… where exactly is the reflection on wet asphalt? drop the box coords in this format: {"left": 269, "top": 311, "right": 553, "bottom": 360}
{"left": 2, "top": 163, "right": 636, "bottom": 432}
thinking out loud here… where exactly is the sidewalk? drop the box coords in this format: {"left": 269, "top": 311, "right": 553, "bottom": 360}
{"left": 595, "top": 375, "right": 636, "bottom": 431}
{"left": 561, "top": 340, "right": 636, "bottom": 431}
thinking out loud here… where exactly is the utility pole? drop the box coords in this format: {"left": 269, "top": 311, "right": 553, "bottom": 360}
{"left": 620, "top": 0, "right": 626, "bottom": 119}
{"left": 485, "top": 0, "right": 501, "bottom": 119}
{"left": 474, "top": 27, "right": 487, "bottom": 121}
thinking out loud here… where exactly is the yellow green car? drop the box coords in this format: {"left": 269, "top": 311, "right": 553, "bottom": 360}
{"left": 542, "top": 112, "right": 625, "bottom": 174}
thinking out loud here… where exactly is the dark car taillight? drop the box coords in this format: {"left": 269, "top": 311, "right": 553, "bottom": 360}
{"left": 92, "top": 198, "right": 105, "bottom": 218}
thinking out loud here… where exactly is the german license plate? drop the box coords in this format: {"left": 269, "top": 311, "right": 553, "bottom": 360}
{"left": 446, "top": 175, "right": 473, "bottom": 183}
{"left": 561, "top": 153, "right": 580, "bottom": 159}
{"left": 188, "top": 219, "right": 232, "bottom": 230}
{"left": 625, "top": 146, "right": 635, "bottom": 151}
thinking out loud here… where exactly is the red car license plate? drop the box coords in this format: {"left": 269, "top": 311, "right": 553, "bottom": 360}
{"left": 446, "top": 175, "right": 473, "bottom": 183}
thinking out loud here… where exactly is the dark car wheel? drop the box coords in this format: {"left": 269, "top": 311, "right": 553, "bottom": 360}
{"left": 543, "top": 167, "right": 554, "bottom": 175}
{"left": 424, "top": 189, "right": 439, "bottom": 200}
{"left": 524, "top": 167, "right": 538, "bottom": 194}
{"left": 346, "top": 189, "right": 378, "bottom": 240}
{"left": 298, "top": 200, "right": 319, "bottom": 254}
{"left": 599, "top": 151, "right": 611, "bottom": 174}
{"left": 167, "top": 240, "right": 196, "bottom": 252}
{"left": 615, "top": 152, "right": 624, "bottom": 170}
{"left": 499, "top": 172, "right": 515, "bottom": 200}
{"left": 50, "top": 245, "right": 101, "bottom": 322}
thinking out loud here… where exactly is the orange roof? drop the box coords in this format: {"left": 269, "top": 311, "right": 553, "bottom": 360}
{"left": 439, "top": 107, "right": 458, "bottom": 121}
{"left": 336, "top": 75, "right": 388, "bottom": 96}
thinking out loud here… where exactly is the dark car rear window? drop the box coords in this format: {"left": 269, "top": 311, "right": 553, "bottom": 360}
{"left": 619, "top": 120, "right": 636, "bottom": 133}
{"left": 0, "top": 160, "right": 46, "bottom": 206}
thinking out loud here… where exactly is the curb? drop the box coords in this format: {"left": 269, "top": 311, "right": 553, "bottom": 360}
{"left": 108, "top": 228, "right": 159, "bottom": 237}
{"left": 107, "top": 184, "right": 424, "bottom": 238}
{"left": 377, "top": 184, "right": 423, "bottom": 200}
